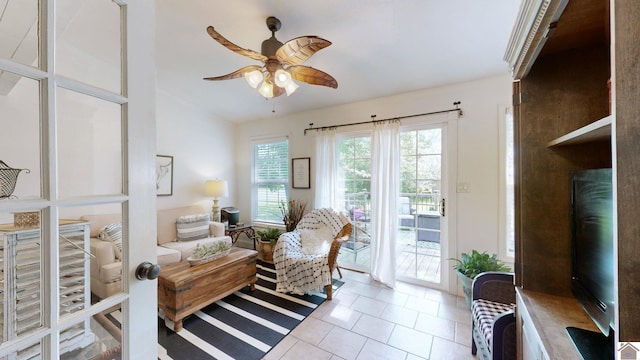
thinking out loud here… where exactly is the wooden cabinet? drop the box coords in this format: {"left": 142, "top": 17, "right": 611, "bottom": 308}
{"left": 505, "top": 0, "right": 640, "bottom": 353}
{"left": 516, "top": 288, "right": 598, "bottom": 360}
{"left": 0, "top": 220, "right": 93, "bottom": 357}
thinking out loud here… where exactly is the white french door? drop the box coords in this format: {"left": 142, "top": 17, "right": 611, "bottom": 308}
{"left": 0, "top": 0, "right": 157, "bottom": 358}
{"left": 397, "top": 123, "right": 450, "bottom": 287}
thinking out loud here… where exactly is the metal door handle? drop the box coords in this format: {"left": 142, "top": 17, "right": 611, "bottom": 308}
{"left": 439, "top": 198, "right": 445, "bottom": 217}
{"left": 136, "top": 262, "right": 161, "bottom": 280}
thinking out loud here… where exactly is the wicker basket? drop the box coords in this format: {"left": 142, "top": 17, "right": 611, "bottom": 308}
{"left": 13, "top": 211, "right": 40, "bottom": 228}
{"left": 187, "top": 249, "right": 231, "bottom": 266}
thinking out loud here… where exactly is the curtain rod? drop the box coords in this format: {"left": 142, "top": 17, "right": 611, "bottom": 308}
{"left": 304, "top": 101, "right": 462, "bottom": 135}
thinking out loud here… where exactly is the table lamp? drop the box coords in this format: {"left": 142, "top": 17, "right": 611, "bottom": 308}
{"left": 204, "top": 179, "right": 228, "bottom": 222}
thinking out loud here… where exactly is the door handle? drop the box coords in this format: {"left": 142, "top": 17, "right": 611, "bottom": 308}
{"left": 136, "top": 262, "right": 161, "bottom": 280}
{"left": 439, "top": 198, "right": 445, "bottom": 217}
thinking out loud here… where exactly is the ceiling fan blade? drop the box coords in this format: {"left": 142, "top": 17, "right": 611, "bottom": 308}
{"left": 288, "top": 65, "right": 338, "bottom": 89}
{"left": 207, "top": 26, "right": 268, "bottom": 62}
{"left": 276, "top": 36, "right": 332, "bottom": 65}
{"left": 203, "top": 65, "right": 263, "bottom": 81}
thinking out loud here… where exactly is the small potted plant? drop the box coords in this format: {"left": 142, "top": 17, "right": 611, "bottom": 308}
{"left": 449, "top": 250, "right": 511, "bottom": 308}
{"left": 187, "top": 241, "right": 232, "bottom": 266}
{"left": 256, "top": 228, "right": 282, "bottom": 262}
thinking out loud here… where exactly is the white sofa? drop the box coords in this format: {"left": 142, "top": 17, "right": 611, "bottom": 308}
{"left": 81, "top": 204, "right": 231, "bottom": 299}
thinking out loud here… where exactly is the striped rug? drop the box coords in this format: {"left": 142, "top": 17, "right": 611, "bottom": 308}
{"left": 107, "top": 261, "right": 342, "bottom": 360}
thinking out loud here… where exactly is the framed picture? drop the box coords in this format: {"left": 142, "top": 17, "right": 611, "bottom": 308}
{"left": 156, "top": 155, "right": 173, "bottom": 196}
{"left": 292, "top": 157, "right": 310, "bottom": 189}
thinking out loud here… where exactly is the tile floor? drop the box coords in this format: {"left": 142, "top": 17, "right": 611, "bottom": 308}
{"left": 262, "top": 268, "right": 476, "bottom": 360}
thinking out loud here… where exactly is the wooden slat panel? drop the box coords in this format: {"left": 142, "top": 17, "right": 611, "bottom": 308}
{"left": 613, "top": 0, "right": 640, "bottom": 341}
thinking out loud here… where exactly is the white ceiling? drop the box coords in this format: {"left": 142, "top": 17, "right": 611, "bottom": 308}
{"left": 158, "top": 1, "right": 521, "bottom": 122}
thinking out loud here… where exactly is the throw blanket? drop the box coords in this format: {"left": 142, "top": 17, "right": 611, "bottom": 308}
{"left": 273, "top": 208, "right": 349, "bottom": 295}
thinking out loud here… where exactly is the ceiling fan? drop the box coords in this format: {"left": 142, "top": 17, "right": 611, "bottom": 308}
{"left": 203, "top": 16, "right": 338, "bottom": 98}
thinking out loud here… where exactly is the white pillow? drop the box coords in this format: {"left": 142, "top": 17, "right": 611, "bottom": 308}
{"left": 99, "top": 223, "right": 123, "bottom": 259}
{"left": 299, "top": 225, "right": 334, "bottom": 255}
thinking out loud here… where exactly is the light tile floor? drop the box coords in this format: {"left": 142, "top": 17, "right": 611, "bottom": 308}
{"left": 263, "top": 268, "right": 475, "bottom": 360}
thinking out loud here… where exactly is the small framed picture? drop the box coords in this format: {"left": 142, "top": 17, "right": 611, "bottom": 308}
{"left": 156, "top": 155, "right": 173, "bottom": 196}
{"left": 292, "top": 157, "right": 310, "bottom": 189}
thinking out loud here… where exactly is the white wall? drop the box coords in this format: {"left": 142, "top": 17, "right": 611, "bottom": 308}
{"left": 0, "top": 87, "right": 237, "bottom": 221}
{"left": 155, "top": 90, "right": 236, "bottom": 212}
{"left": 235, "top": 73, "right": 512, "bottom": 293}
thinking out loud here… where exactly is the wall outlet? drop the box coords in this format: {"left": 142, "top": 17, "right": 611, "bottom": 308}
{"left": 457, "top": 182, "right": 470, "bottom": 193}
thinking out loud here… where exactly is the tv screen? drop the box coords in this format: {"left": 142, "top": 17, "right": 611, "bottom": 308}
{"left": 570, "top": 168, "right": 615, "bottom": 337}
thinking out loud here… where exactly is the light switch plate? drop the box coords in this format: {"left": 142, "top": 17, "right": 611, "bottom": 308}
{"left": 457, "top": 182, "right": 470, "bottom": 193}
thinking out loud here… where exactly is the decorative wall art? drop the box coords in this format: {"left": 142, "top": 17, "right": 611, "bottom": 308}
{"left": 156, "top": 155, "right": 173, "bottom": 196}
{"left": 292, "top": 157, "right": 310, "bottom": 189}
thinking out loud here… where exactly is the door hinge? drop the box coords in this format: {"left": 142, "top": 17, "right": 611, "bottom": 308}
{"left": 513, "top": 92, "right": 528, "bottom": 105}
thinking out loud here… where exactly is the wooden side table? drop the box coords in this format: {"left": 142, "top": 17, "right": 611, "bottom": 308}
{"left": 225, "top": 224, "right": 257, "bottom": 249}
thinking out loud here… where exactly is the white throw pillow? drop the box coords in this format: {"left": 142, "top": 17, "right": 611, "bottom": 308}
{"left": 299, "top": 225, "right": 334, "bottom": 255}
{"left": 99, "top": 223, "right": 123, "bottom": 259}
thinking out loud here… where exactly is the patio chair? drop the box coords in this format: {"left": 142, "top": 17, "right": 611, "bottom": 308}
{"left": 399, "top": 196, "right": 416, "bottom": 227}
{"left": 273, "top": 208, "right": 352, "bottom": 300}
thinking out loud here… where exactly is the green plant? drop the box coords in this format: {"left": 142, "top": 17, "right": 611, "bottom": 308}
{"left": 191, "top": 241, "right": 231, "bottom": 259}
{"left": 449, "top": 250, "right": 511, "bottom": 279}
{"left": 256, "top": 228, "right": 282, "bottom": 244}
{"left": 280, "top": 199, "right": 307, "bottom": 232}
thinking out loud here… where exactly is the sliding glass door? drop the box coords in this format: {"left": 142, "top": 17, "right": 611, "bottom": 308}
{"left": 336, "top": 134, "right": 372, "bottom": 272}
{"left": 334, "top": 124, "right": 448, "bottom": 286}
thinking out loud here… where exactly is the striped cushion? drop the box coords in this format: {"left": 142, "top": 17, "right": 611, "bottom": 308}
{"left": 176, "top": 214, "right": 211, "bottom": 241}
{"left": 99, "top": 223, "right": 123, "bottom": 259}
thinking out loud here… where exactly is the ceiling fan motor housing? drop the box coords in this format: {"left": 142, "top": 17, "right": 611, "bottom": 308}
{"left": 262, "top": 17, "right": 283, "bottom": 57}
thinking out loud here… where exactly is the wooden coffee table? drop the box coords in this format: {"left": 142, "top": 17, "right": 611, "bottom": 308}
{"left": 157, "top": 247, "right": 258, "bottom": 331}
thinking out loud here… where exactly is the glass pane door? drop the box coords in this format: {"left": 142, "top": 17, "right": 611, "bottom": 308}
{"left": 398, "top": 126, "right": 445, "bottom": 284}
{"left": 336, "top": 135, "right": 371, "bottom": 272}
{"left": 0, "top": 0, "right": 158, "bottom": 358}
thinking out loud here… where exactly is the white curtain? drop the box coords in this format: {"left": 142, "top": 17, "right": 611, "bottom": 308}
{"left": 370, "top": 120, "right": 400, "bottom": 287}
{"left": 314, "top": 128, "right": 343, "bottom": 210}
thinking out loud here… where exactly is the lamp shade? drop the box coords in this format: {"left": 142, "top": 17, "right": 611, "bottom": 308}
{"left": 244, "top": 69, "right": 263, "bottom": 88}
{"left": 274, "top": 69, "right": 291, "bottom": 87}
{"left": 204, "top": 179, "right": 228, "bottom": 197}
{"left": 258, "top": 81, "right": 274, "bottom": 98}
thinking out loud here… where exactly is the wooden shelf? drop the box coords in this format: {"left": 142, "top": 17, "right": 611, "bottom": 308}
{"left": 547, "top": 115, "right": 611, "bottom": 147}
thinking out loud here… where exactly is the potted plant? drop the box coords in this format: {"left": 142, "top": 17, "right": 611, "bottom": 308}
{"left": 256, "top": 227, "right": 282, "bottom": 262}
{"left": 449, "top": 250, "right": 511, "bottom": 308}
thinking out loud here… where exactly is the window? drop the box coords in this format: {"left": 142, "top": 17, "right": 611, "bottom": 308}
{"left": 505, "top": 109, "right": 515, "bottom": 257}
{"left": 500, "top": 107, "right": 515, "bottom": 258}
{"left": 252, "top": 138, "right": 289, "bottom": 223}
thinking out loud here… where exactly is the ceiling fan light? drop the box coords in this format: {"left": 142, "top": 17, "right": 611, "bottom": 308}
{"left": 258, "top": 81, "right": 274, "bottom": 98}
{"left": 284, "top": 81, "right": 299, "bottom": 96}
{"left": 244, "top": 70, "right": 264, "bottom": 88}
{"left": 274, "top": 69, "right": 292, "bottom": 88}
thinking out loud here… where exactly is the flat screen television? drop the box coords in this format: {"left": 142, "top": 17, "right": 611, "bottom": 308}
{"left": 568, "top": 168, "right": 615, "bottom": 359}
